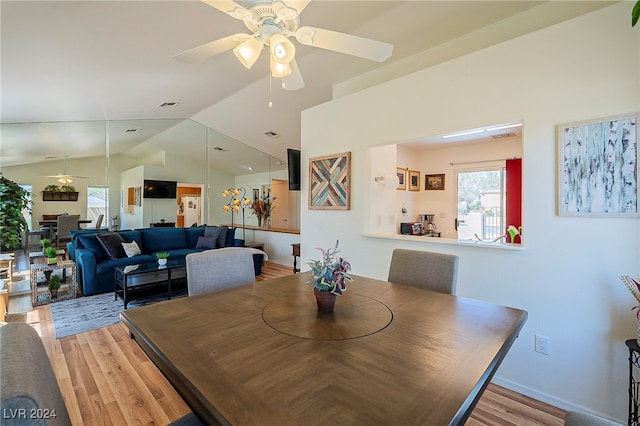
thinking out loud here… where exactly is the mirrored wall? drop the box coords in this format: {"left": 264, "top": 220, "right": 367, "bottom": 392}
{"left": 0, "top": 119, "right": 300, "bottom": 235}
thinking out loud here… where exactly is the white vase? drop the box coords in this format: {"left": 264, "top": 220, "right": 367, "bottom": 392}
{"left": 158, "top": 258, "right": 167, "bottom": 266}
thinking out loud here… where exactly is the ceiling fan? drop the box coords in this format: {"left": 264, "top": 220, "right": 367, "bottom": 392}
{"left": 173, "top": 0, "right": 394, "bottom": 91}
{"left": 43, "top": 155, "right": 88, "bottom": 184}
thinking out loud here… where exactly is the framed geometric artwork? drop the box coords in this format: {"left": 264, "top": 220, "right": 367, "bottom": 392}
{"left": 408, "top": 170, "right": 420, "bottom": 191}
{"left": 558, "top": 113, "right": 638, "bottom": 217}
{"left": 425, "top": 174, "right": 445, "bottom": 190}
{"left": 309, "top": 152, "right": 351, "bottom": 210}
{"left": 396, "top": 167, "right": 407, "bottom": 190}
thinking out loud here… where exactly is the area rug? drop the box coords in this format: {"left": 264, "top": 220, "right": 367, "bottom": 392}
{"left": 49, "top": 291, "right": 186, "bottom": 339}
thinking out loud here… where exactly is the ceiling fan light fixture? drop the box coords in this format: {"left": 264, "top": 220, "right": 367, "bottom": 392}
{"left": 58, "top": 176, "right": 73, "bottom": 184}
{"left": 271, "top": 58, "right": 292, "bottom": 78}
{"left": 270, "top": 34, "right": 295, "bottom": 64}
{"left": 233, "top": 37, "right": 263, "bottom": 69}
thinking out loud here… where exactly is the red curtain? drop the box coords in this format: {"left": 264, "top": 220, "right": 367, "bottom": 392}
{"left": 505, "top": 159, "right": 522, "bottom": 243}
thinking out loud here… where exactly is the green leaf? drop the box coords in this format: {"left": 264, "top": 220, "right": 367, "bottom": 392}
{"left": 633, "top": 0, "right": 640, "bottom": 27}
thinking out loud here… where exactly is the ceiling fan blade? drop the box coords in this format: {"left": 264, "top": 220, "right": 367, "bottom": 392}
{"left": 295, "top": 26, "right": 393, "bottom": 62}
{"left": 201, "top": 0, "right": 256, "bottom": 23}
{"left": 273, "top": 0, "right": 311, "bottom": 20}
{"left": 173, "top": 33, "right": 250, "bottom": 63}
{"left": 282, "top": 59, "right": 305, "bottom": 91}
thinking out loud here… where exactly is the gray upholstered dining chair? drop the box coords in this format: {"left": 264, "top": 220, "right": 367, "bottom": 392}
{"left": 387, "top": 248, "right": 459, "bottom": 294}
{"left": 84, "top": 214, "right": 104, "bottom": 231}
{"left": 55, "top": 214, "right": 80, "bottom": 249}
{"left": 186, "top": 247, "right": 255, "bottom": 297}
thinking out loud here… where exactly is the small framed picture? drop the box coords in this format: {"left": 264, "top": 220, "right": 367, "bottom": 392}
{"left": 396, "top": 167, "right": 406, "bottom": 190}
{"left": 253, "top": 188, "right": 260, "bottom": 203}
{"left": 425, "top": 174, "right": 445, "bottom": 190}
{"left": 408, "top": 170, "right": 420, "bottom": 191}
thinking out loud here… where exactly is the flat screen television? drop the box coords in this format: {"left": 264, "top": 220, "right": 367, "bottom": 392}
{"left": 143, "top": 179, "right": 177, "bottom": 199}
{"left": 287, "top": 148, "right": 301, "bottom": 191}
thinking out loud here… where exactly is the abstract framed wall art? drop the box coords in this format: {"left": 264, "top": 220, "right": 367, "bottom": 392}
{"left": 309, "top": 152, "right": 351, "bottom": 210}
{"left": 396, "top": 167, "right": 406, "bottom": 190}
{"left": 558, "top": 113, "right": 638, "bottom": 216}
{"left": 408, "top": 170, "right": 420, "bottom": 191}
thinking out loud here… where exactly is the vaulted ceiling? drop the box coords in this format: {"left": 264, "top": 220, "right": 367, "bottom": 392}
{"left": 0, "top": 1, "right": 614, "bottom": 166}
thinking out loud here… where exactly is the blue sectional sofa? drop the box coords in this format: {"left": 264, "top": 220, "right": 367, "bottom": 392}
{"left": 68, "top": 226, "right": 237, "bottom": 296}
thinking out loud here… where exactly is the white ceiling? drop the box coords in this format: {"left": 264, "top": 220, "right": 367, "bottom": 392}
{"left": 0, "top": 0, "right": 614, "bottom": 167}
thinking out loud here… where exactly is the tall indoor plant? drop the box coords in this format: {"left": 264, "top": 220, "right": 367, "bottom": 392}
{"left": 0, "top": 173, "right": 31, "bottom": 251}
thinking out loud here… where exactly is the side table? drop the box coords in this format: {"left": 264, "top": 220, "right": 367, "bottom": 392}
{"left": 292, "top": 243, "right": 300, "bottom": 274}
{"left": 626, "top": 339, "right": 640, "bottom": 426}
{"left": 30, "top": 259, "right": 77, "bottom": 306}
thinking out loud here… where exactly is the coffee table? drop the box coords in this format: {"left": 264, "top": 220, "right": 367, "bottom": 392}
{"left": 114, "top": 259, "right": 187, "bottom": 309}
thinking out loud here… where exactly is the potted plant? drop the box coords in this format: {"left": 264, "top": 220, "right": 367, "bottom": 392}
{"left": 307, "top": 240, "right": 353, "bottom": 313}
{"left": 60, "top": 185, "right": 75, "bottom": 192}
{"left": 0, "top": 174, "right": 31, "bottom": 252}
{"left": 48, "top": 274, "right": 61, "bottom": 298}
{"left": 621, "top": 275, "right": 640, "bottom": 343}
{"left": 43, "top": 246, "right": 58, "bottom": 265}
{"left": 40, "top": 239, "right": 52, "bottom": 250}
{"left": 156, "top": 252, "right": 170, "bottom": 266}
{"left": 43, "top": 184, "right": 60, "bottom": 192}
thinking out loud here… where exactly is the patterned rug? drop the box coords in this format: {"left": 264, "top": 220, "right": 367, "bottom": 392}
{"left": 49, "top": 291, "right": 186, "bottom": 339}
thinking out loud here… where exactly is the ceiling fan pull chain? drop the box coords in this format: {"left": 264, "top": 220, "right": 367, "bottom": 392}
{"left": 268, "top": 69, "right": 273, "bottom": 108}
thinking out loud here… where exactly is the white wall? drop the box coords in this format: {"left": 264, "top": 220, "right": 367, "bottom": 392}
{"left": 300, "top": 3, "right": 639, "bottom": 421}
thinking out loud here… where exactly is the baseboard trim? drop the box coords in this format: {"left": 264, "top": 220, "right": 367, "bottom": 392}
{"left": 491, "top": 376, "right": 624, "bottom": 424}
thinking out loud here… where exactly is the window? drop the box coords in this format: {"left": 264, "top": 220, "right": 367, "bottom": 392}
{"left": 456, "top": 168, "right": 505, "bottom": 241}
{"left": 87, "top": 186, "right": 108, "bottom": 227}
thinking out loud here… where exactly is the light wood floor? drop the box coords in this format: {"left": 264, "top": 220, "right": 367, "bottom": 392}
{"left": 21, "top": 259, "right": 566, "bottom": 425}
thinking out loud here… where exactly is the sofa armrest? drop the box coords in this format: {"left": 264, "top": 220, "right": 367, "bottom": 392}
{"left": 75, "top": 249, "right": 97, "bottom": 295}
{"left": 0, "top": 323, "right": 72, "bottom": 425}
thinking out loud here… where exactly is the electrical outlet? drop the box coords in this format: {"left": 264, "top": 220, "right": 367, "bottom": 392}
{"left": 535, "top": 334, "right": 550, "bottom": 355}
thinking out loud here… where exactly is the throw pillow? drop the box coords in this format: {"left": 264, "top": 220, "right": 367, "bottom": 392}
{"left": 96, "top": 232, "right": 126, "bottom": 260}
{"left": 195, "top": 236, "right": 216, "bottom": 249}
{"left": 204, "top": 226, "right": 228, "bottom": 248}
{"left": 77, "top": 235, "right": 108, "bottom": 262}
{"left": 121, "top": 240, "right": 142, "bottom": 257}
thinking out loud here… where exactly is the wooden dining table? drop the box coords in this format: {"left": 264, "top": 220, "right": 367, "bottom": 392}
{"left": 120, "top": 272, "right": 527, "bottom": 426}
{"left": 37, "top": 218, "right": 93, "bottom": 239}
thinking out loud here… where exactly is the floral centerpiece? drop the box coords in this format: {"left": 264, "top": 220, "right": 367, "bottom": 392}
{"left": 307, "top": 241, "right": 352, "bottom": 314}
{"left": 308, "top": 240, "right": 352, "bottom": 291}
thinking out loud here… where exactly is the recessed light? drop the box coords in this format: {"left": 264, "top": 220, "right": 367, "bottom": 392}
{"left": 248, "top": 166, "right": 254, "bottom": 171}
{"left": 264, "top": 131, "right": 279, "bottom": 138}
{"left": 159, "top": 102, "right": 179, "bottom": 108}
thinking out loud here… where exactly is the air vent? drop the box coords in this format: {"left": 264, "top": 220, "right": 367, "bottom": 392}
{"left": 125, "top": 128, "right": 140, "bottom": 133}
{"left": 213, "top": 147, "right": 226, "bottom": 152}
{"left": 44, "top": 156, "right": 57, "bottom": 160}
{"left": 491, "top": 132, "right": 516, "bottom": 139}
{"left": 159, "top": 102, "right": 178, "bottom": 108}
{"left": 264, "top": 131, "right": 279, "bottom": 138}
